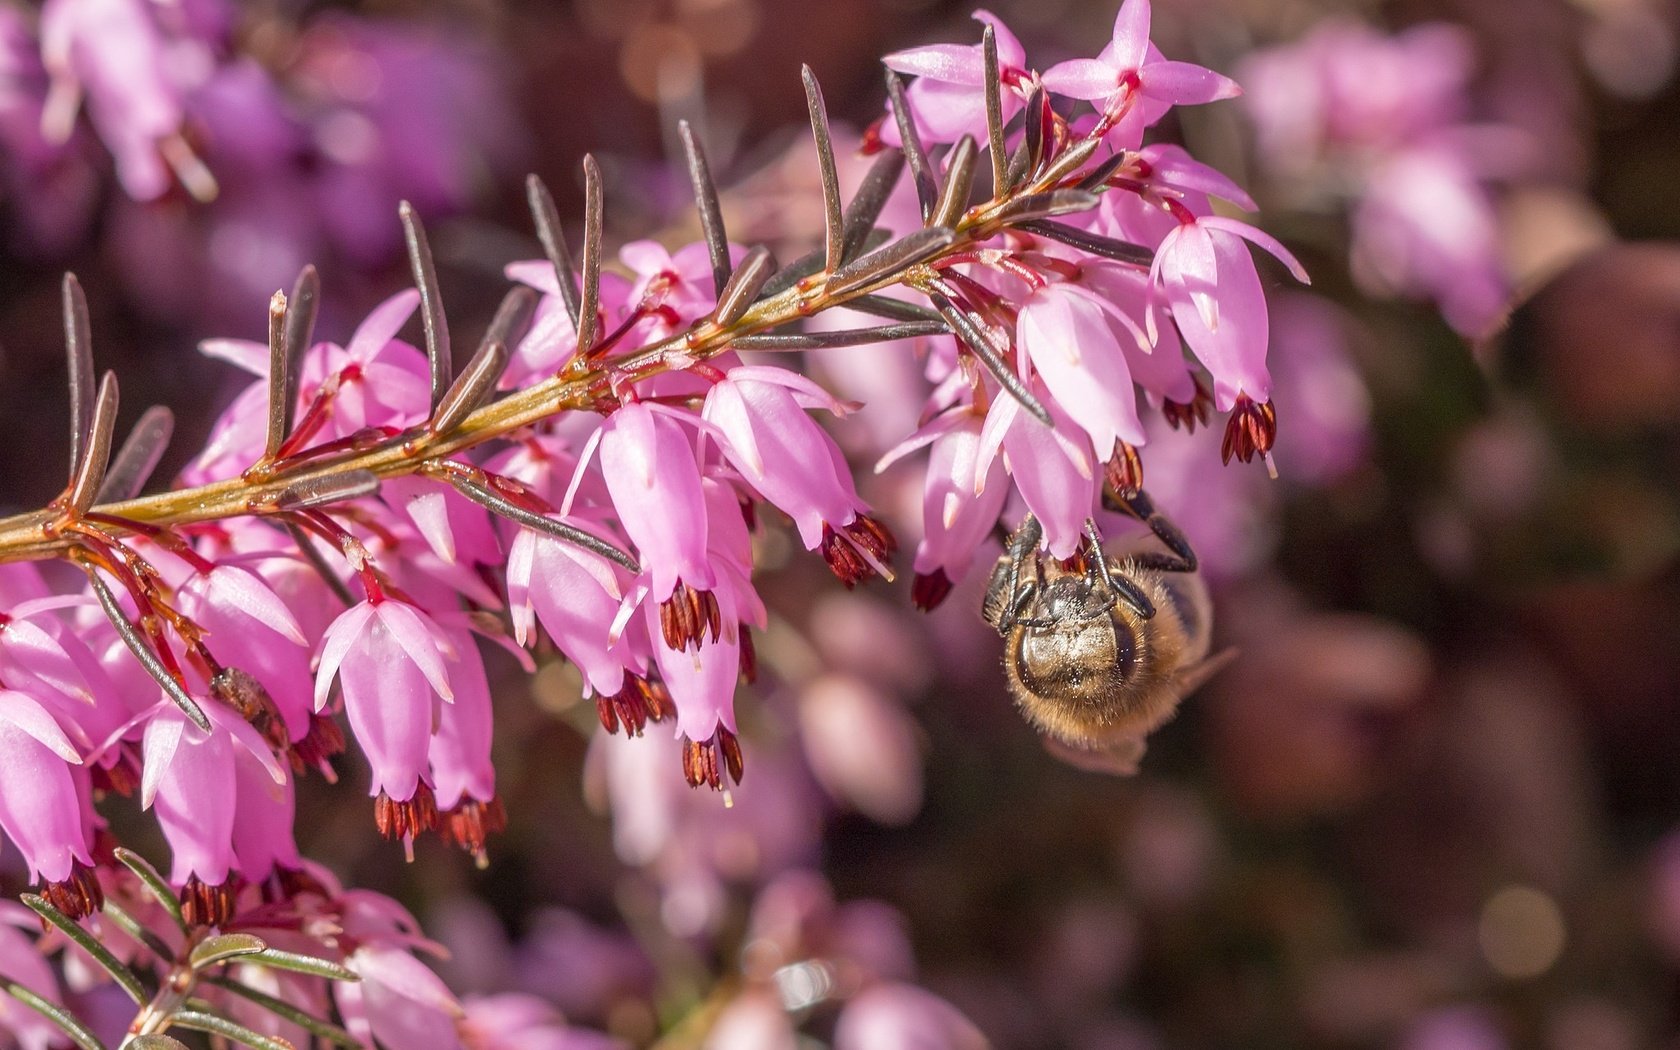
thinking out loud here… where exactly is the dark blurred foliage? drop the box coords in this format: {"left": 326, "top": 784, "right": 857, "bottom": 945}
{"left": 5, "top": 0, "right": 1680, "bottom": 1047}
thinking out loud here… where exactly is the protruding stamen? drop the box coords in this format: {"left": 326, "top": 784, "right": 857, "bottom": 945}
{"left": 660, "top": 582, "right": 721, "bottom": 651}
{"left": 820, "top": 514, "right": 898, "bottom": 588}
{"left": 40, "top": 863, "right": 104, "bottom": 921}
{"left": 441, "top": 797, "right": 507, "bottom": 868}
{"left": 1221, "top": 395, "right": 1278, "bottom": 466}
{"left": 682, "top": 726, "right": 744, "bottom": 792}
{"left": 179, "top": 874, "right": 239, "bottom": 928}
{"left": 911, "top": 569, "right": 955, "bottom": 612}
{"left": 1103, "top": 441, "right": 1144, "bottom": 499}
{"left": 374, "top": 785, "right": 439, "bottom": 857}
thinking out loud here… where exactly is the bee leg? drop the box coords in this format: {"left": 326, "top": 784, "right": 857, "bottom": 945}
{"left": 991, "top": 513, "right": 1044, "bottom": 630}
{"left": 1103, "top": 488, "right": 1197, "bottom": 574}
{"left": 1084, "top": 518, "right": 1154, "bottom": 619}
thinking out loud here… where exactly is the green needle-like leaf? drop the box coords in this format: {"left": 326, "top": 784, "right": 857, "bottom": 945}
{"left": 113, "top": 848, "right": 188, "bottom": 934}
{"left": 171, "top": 1009, "right": 300, "bottom": 1050}
{"left": 21, "top": 894, "right": 145, "bottom": 1004}
{"left": 128, "top": 1036, "right": 191, "bottom": 1049}
{"left": 190, "top": 933, "right": 268, "bottom": 970}
{"left": 244, "top": 948, "right": 359, "bottom": 982}
{"left": 0, "top": 978, "right": 106, "bottom": 1050}
{"left": 204, "top": 976, "right": 361, "bottom": 1049}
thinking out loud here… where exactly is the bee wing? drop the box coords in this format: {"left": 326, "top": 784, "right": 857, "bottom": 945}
{"left": 1042, "top": 733, "right": 1148, "bottom": 777}
{"left": 1172, "top": 646, "right": 1238, "bottom": 697}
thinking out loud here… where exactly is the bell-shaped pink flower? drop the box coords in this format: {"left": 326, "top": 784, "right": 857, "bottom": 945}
{"left": 977, "top": 389, "right": 1099, "bottom": 559}
{"left": 143, "top": 701, "right": 286, "bottom": 915}
{"left": 508, "top": 525, "right": 637, "bottom": 698}
{"left": 230, "top": 739, "right": 302, "bottom": 883}
{"left": 1017, "top": 280, "right": 1147, "bottom": 455}
{"left": 428, "top": 626, "right": 507, "bottom": 862}
{"left": 1149, "top": 215, "right": 1309, "bottom": 410}
{"left": 703, "top": 366, "right": 866, "bottom": 550}
{"left": 592, "top": 402, "right": 714, "bottom": 603}
{"left": 1042, "top": 0, "right": 1239, "bottom": 146}
{"left": 315, "top": 598, "right": 456, "bottom": 807}
{"left": 1080, "top": 260, "right": 1197, "bottom": 407}
{"left": 39, "top": 0, "right": 190, "bottom": 200}
{"left": 0, "top": 690, "right": 95, "bottom": 894}
{"left": 878, "top": 408, "right": 1008, "bottom": 608}
{"left": 338, "top": 944, "right": 466, "bottom": 1050}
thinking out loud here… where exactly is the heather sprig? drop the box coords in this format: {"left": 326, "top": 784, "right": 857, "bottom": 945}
{"left": 0, "top": 4, "right": 1305, "bottom": 1045}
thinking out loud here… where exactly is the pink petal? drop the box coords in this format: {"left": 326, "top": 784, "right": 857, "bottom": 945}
{"left": 1042, "top": 58, "right": 1121, "bottom": 101}
{"left": 346, "top": 289, "right": 422, "bottom": 362}
{"left": 1109, "top": 0, "right": 1153, "bottom": 71}
{"left": 882, "top": 43, "right": 984, "bottom": 84}
{"left": 375, "top": 601, "right": 455, "bottom": 703}
{"left": 1143, "top": 60, "right": 1242, "bottom": 106}
{"left": 315, "top": 602, "right": 377, "bottom": 711}
{"left": 0, "top": 690, "right": 80, "bottom": 763}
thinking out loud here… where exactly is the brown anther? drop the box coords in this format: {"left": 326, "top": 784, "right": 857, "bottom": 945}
{"left": 682, "top": 727, "right": 744, "bottom": 792}
{"left": 441, "top": 797, "right": 507, "bottom": 862}
{"left": 596, "top": 677, "right": 668, "bottom": 737}
{"left": 179, "top": 873, "right": 239, "bottom": 928}
{"left": 659, "top": 582, "right": 721, "bottom": 651}
{"left": 1221, "top": 394, "right": 1278, "bottom": 465}
{"left": 1162, "top": 378, "right": 1213, "bottom": 433}
{"left": 291, "top": 714, "right": 345, "bottom": 776}
{"left": 41, "top": 863, "right": 104, "bottom": 920}
{"left": 911, "top": 569, "right": 955, "bottom": 612}
{"left": 1103, "top": 441, "right": 1144, "bottom": 499}
{"left": 820, "top": 514, "right": 898, "bottom": 588}
{"left": 373, "top": 784, "right": 438, "bottom": 843}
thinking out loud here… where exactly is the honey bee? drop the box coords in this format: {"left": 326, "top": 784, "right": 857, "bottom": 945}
{"left": 981, "top": 489, "right": 1233, "bottom": 773}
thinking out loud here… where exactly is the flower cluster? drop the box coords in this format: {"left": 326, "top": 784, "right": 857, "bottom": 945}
{"left": 0, "top": 2, "right": 1310, "bottom": 1045}
{"left": 1239, "top": 19, "right": 1516, "bottom": 337}
{"left": 1, "top": 0, "right": 515, "bottom": 322}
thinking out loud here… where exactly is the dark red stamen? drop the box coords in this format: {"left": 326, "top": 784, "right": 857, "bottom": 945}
{"left": 1103, "top": 441, "right": 1144, "bottom": 499}
{"left": 682, "top": 726, "right": 744, "bottom": 792}
{"left": 40, "top": 863, "right": 104, "bottom": 921}
{"left": 660, "top": 582, "right": 721, "bottom": 651}
{"left": 441, "top": 797, "right": 507, "bottom": 864}
{"left": 1163, "top": 378, "right": 1214, "bottom": 433}
{"left": 179, "top": 873, "right": 239, "bottom": 928}
{"left": 820, "top": 514, "right": 897, "bottom": 588}
{"left": 1221, "top": 394, "right": 1278, "bottom": 466}
{"left": 374, "top": 784, "right": 438, "bottom": 845}
{"left": 911, "top": 569, "right": 955, "bottom": 612}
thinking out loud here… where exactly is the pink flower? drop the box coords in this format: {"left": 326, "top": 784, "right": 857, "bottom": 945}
{"left": 1149, "top": 215, "right": 1309, "bottom": 410}
{"left": 142, "top": 701, "right": 287, "bottom": 907}
{"left": 878, "top": 408, "right": 1008, "bottom": 607}
{"left": 508, "top": 525, "right": 637, "bottom": 698}
{"left": 881, "top": 10, "right": 1030, "bottom": 147}
{"left": 976, "top": 388, "right": 1099, "bottom": 560}
{"left": 0, "top": 903, "right": 65, "bottom": 1050}
{"left": 315, "top": 597, "right": 455, "bottom": 811}
{"left": 590, "top": 402, "right": 714, "bottom": 604}
{"left": 428, "top": 626, "right": 507, "bottom": 861}
{"left": 339, "top": 944, "right": 466, "bottom": 1050}
{"left": 1042, "top": 0, "right": 1240, "bottom": 146}
{"left": 0, "top": 690, "right": 95, "bottom": 900}
{"left": 704, "top": 367, "right": 892, "bottom": 586}
{"left": 39, "top": 0, "right": 195, "bottom": 200}
{"left": 1016, "top": 280, "right": 1147, "bottom": 455}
